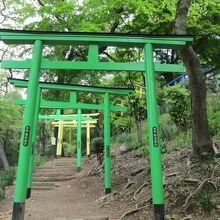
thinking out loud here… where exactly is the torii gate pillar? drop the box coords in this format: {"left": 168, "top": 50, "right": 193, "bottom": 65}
{"left": 12, "top": 40, "right": 43, "bottom": 220}
{"left": 104, "top": 92, "right": 111, "bottom": 194}
{"left": 144, "top": 43, "right": 164, "bottom": 219}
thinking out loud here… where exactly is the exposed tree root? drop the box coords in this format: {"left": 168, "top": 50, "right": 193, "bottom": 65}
{"left": 119, "top": 205, "right": 147, "bottom": 220}
{"left": 133, "top": 182, "right": 147, "bottom": 200}
{"left": 123, "top": 178, "right": 137, "bottom": 190}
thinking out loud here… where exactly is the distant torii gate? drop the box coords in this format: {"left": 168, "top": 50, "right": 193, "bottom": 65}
{"left": 51, "top": 120, "right": 96, "bottom": 156}
{"left": 1, "top": 30, "right": 193, "bottom": 220}
{"left": 51, "top": 119, "right": 97, "bottom": 156}
{"left": 39, "top": 110, "right": 99, "bottom": 156}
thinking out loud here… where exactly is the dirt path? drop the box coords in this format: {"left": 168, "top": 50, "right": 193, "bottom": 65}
{"left": 0, "top": 156, "right": 141, "bottom": 220}
{"left": 2, "top": 149, "right": 218, "bottom": 220}
{"left": 25, "top": 157, "right": 125, "bottom": 220}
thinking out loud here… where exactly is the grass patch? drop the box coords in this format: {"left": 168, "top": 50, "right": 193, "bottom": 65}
{"left": 136, "top": 146, "right": 149, "bottom": 157}
{"left": 196, "top": 186, "right": 216, "bottom": 213}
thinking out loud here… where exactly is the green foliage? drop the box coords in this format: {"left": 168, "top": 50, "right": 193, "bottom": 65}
{"left": 207, "top": 94, "right": 220, "bottom": 137}
{"left": 136, "top": 146, "right": 149, "bottom": 157}
{"left": 34, "top": 155, "right": 51, "bottom": 167}
{"left": 162, "top": 129, "right": 192, "bottom": 153}
{"left": 125, "top": 134, "right": 139, "bottom": 150}
{"left": 159, "top": 113, "right": 177, "bottom": 141}
{"left": 1, "top": 0, "right": 219, "bottom": 163}
{"left": 0, "top": 167, "right": 15, "bottom": 187}
{"left": 0, "top": 188, "right": 5, "bottom": 201}
{"left": 37, "top": 120, "right": 53, "bottom": 156}
{"left": 91, "top": 137, "right": 104, "bottom": 154}
{"left": 206, "top": 79, "right": 218, "bottom": 94}
{"left": 116, "top": 133, "right": 131, "bottom": 144}
{"left": 112, "top": 90, "right": 220, "bottom": 157}
{"left": 164, "top": 86, "right": 191, "bottom": 131}
{"left": 111, "top": 115, "right": 134, "bottom": 135}
{"left": 188, "top": 0, "right": 220, "bottom": 67}
{"left": 208, "top": 111, "right": 220, "bottom": 137}
{"left": 0, "top": 93, "right": 22, "bottom": 166}
{"left": 3, "top": 0, "right": 219, "bottom": 69}
{"left": 0, "top": 167, "right": 16, "bottom": 201}
{"left": 63, "top": 142, "right": 76, "bottom": 156}
{"left": 196, "top": 187, "right": 216, "bottom": 213}
{"left": 125, "top": 91, "right": 146, "bottom": 120}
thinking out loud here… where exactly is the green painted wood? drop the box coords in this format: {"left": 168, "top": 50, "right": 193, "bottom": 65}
{"left": 88, "top": 44, "right": 99, "bottom": 63}
{"left": 3, "top": 59, "right": 185, "bottom": 73}
{"left": 14, "top": 98, "right": 127, "bottom": 112}
{"left": 144, "top": 43, "right": 164, "bottom": 206}
{"left": 39, "top": 115, "right": 92, "bottom": 120}
{"left": 0, "top": 30, "right": 193, "bottom": 48}
{"left": 27, "top": 87, "right": 41, "bottom": 193}
{"left": 70, "top": 91, "right": 77, "bottom": 103}
{"left": 13, "top": 40, "right": 43, "bottom": 204}
{"left": 76, "top": 109, "right": 82, "bottom": 171}
{"left": 104, "top": 92, "right": 111, "bottom": 192}
{"left": 9, "top": 78, "right": 134, "bottom": 95}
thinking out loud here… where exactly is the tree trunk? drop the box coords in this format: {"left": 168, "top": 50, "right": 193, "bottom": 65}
{"left": 135, "top": 117, "right": 143, "bottom": 145}
{"left": 95, "top": 121, "right": 102, "bottom": 137}
{"left": 173, "top": 0, "right": 213, "bottom": 156}
{"left": 42, "top": 128, "right": 46, "bottom": 156}
{"left": 0, "top": 141, "right": 9, "bottom": 170}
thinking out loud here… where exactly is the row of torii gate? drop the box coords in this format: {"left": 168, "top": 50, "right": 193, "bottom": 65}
{"left": 50, "top": 111, "right": 98, "bottom": 157}
{"left": 0, "top": 29, "right": 193, "bottom": 220}
{"left": 9, "top": 78, "right": 131, "bottom": 189}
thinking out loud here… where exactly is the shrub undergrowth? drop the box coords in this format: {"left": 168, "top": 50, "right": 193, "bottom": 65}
{"left": 34, "top": 155, "right": 51, "bottom": 167}
{"left": 0, "top": 167, "right": 16, "bottom": 201}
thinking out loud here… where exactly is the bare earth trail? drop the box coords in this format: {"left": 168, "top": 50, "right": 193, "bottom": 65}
{"left": 24, "top": 157, "right": 119, "bottom": 220}
{"left": 2, "top": 149, "right": 219, "bottom": 220}
{"left": 0, "top": 155, "right": 147, "bottom": 220}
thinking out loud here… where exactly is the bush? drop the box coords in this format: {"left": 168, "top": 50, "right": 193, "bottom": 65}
{"left": 63, "top": 142, "right": 76, "bottom": 156}
{"left": 91, "top": 137, "right": 104, "bottom": 154}
{"left": 116, "top": 133, "right": 130, "bottom": 144}
{"left": 112, "top": 115, "right": 134, "bottom": 135}
{"left": 207, "top": 94, "right": 220, "bottom": 137}
{"left": 196, "top": 186, "right": 216, "bottom": 213}
{"left": 136, "top": 146, "right": 149, "bottom": 157}
{"left": 164, "top": 85, "right": 191, "bottom": 131}
{"left": 0, "top": 167, "right": 15, "bottom": 186}
{"left": 119, "top": 132, "right": 139, "bottom": 150}
{"left": 0, "top": 188, "right": 5, "bottom": 201}
{"left": 159, "top": 114, "right": 178, "bottom": 141}
{"left": 206, "top": 79, "right": 218, "bottom": 94}
{"left": 0, "top": 167, "right": 16, "bottom": 201}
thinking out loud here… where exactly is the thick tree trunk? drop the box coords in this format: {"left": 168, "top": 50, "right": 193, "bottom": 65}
{"left": 0, "top": 141, "right": 9, "bottom": 170}
{"left": 180, "top": 47, "right": 213, "bottom": 155}
{"left": 173, "top": 0, "right": 213, "bottom": 156}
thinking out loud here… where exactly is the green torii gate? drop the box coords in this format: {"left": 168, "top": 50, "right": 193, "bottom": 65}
{"left": 0, "top": 29, "right": 193, "bottom": 220}
{"left": 9, "top": 78, "right": 132, "bottom": 202}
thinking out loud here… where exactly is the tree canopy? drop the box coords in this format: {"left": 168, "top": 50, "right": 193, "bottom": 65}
{"left": 0, "top": 0, "right": 219, "bottom": 158}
